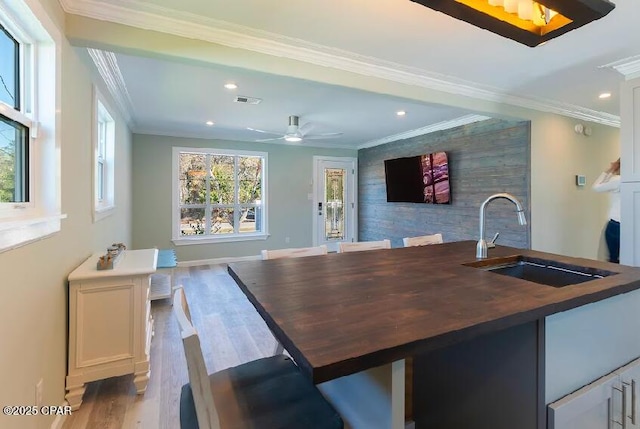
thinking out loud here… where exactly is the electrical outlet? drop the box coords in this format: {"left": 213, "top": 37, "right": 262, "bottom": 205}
{"left": 285, "top": 237, "right": 290, "bottom": 244}
{"left": 35, "top": 379, "right": 43, "bottom": 407}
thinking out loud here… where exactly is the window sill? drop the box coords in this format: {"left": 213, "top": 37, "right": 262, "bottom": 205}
{"left": 0, "top": 213, "right": 67, "bottom": 253}
{"left": 173, "top": 233, "right": 269, "bottom": 246}
{"left": 94, "top": 205, "right": 115, "bottom": 222}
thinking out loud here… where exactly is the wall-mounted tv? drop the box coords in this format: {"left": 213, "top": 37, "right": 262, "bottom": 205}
{"left": 384, "top": 151, "right": 450, "bottom": 204}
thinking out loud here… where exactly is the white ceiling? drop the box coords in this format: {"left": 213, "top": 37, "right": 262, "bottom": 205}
{"left": 111, "top": 52, "right": 480, "bottom": 148}
{"left": 63, "top": 0, "right": 640, "bottom": 148}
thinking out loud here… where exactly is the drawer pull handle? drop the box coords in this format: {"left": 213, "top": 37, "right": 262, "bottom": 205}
{"left": 613, "top": 384, "right": 628, "bottom": 428}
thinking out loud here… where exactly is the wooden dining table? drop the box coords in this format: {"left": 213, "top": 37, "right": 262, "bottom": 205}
{"left": 228, "top": 240, "right": 640, "bottom": 429}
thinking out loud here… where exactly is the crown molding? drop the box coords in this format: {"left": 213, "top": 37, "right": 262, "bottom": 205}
{"left": 60, "top": 0, "right": 620, "bottom": 128}
{"left": 87, "top": 48, "right": 134, "bottom": 125}
{"left": 358, "top": 115, "right": 491, "bottom": 149}
{"left": 601, "top": 55, "right": 640, "bottom": 81}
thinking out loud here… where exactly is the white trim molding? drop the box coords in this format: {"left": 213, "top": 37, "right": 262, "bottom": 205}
{"left": 358, "top": 114, "right": 491, "bottom": 149}
{"left": 601, "top": 55, "right": 640, "bottom": 81}
{"left": 49, "top": 402, "right": 70, "bottom": 429}
{"left": 177, "top": 254, "right": 261, "bottom": 267}
{"left": 59, "top": 0, "right": 619, "bottom": 127}
{"left": 87, "top": 48, "right": 134, "bottom": 124}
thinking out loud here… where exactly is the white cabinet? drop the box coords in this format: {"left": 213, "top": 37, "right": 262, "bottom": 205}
{"left": 620, "top": 77, "right": 640, "bottom": 266}
{"left": 620, "top": 79, "right": 640, "bottom": 183}
{"left": 620, "top": 182, "right": 640, "bottom": 267}
{"left": 549, "top": 357, "right": 640, "bottom": 429}
{"left": 65, "top": 249, "right": 158, "bottom": 410}
{"left": 617, "top": 359, "right": 640, "bottom": 429}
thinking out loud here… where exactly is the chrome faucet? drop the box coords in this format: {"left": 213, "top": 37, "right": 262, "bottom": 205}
{"left": 476, "top": 193, "right": 527, "bottom": 259}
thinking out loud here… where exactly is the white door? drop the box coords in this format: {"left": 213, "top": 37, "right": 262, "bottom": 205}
{"left": 313, "top": 156, "right": 357, "bottom": 252}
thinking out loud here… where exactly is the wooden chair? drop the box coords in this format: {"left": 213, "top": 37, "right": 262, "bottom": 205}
{"left": 338, "top": 239, "right": 391, "bottom": 253}
{"left": 402, "top": 233, "right": 444, "bottom": 247}
{"left": 261, "top": 245, "right": 328, "bottom": 260}
{"left": 173, "top": 287, "right": 344, "bottom": 429}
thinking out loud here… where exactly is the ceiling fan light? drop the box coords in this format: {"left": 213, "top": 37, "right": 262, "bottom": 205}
{"left": 285, "top": 135, "right": 302, "bottom": 142}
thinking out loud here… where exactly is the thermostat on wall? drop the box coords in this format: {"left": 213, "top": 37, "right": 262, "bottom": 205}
{"left": 576, "top": 175, "right": 586, "bottom": 186}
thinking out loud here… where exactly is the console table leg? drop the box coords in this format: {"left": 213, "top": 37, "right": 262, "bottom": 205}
{"left": 133, "top": 370, "right": 150, "bottom": 394}
{"left": 65, "top": 383, "right": 86, "bottom": 411}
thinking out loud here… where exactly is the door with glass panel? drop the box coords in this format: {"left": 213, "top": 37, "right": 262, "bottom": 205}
{"left": 313, "top": 157, "right": 357, "bottom": 252}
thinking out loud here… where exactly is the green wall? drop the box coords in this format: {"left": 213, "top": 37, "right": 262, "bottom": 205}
{"left": 0, "top": 1, "right": 133, "bottom": 427}
{"left": 131, "top": 134, "right": 356, "bottom": 261}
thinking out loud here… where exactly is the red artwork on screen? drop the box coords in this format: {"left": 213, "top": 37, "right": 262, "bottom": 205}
{"left": 421, "top": 152, "right": 450, "bottom": 204}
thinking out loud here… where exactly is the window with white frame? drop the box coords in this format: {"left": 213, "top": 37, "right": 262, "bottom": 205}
{"left": 0, "top": 23, "right": 29, "bottom": 204}
{"left": 172, "top": 147, "right": 267, "bottom": 244}
{"left": 93, "top": 89, "right": 115, "bottom": 220}
{"left": 0, "top": 2, "right": 63, "bottom": 252}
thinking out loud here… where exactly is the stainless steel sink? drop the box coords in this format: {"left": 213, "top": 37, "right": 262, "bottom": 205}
{"left": 465, "top": 256, "right": 617, "bottom": 288}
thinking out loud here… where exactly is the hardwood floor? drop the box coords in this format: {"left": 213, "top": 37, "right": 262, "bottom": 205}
{"left": 62, "top": 264, "right": 276, "bottom": 429}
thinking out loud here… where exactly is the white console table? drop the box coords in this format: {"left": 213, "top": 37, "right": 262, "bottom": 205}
{"left": 65, "top": 249, "right": 158, "bottom": 410}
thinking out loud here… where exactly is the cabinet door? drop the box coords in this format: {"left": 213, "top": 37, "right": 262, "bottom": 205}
{"left": 617, "top": 358, "right": 640, "bottom": 429}
{"left": 548, "top": 371, "right": 619, "bottom": 429}
{"left": 620, "top": 182, "right": 640, "bottom": 266}
{"left": 620, "top": 78, "right": 640, "bottom": 183}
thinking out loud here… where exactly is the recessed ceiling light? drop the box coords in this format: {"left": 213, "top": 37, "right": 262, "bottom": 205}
{"left": 599, "top": 92, "right": 612, "bottom": 99}
{"left": 224, "top": 83, "right": 238, "bottom": 90}
{"left": 396, "top": 111, "right": 406, "bottom": 116}
{"left": 205, "top": 121, "right": 214, "bottom": 126}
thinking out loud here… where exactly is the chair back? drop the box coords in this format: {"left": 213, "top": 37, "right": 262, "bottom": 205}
{"left": 402, "top": 233, "right": 444, "bottom": 247}
{"left": 338, "top": 239, "right": 391, "bottom": 253}
{"left": 262, "top": 245, "right": 328, "bottom": 260}
{"left": 173, "top": 287, "right": 220, "bottom": 429}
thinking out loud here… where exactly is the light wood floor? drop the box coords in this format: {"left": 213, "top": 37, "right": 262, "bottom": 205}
{"left": 61, "top": 264, "right": 277, "bottom": 429}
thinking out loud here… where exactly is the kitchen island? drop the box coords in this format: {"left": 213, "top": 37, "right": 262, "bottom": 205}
{"left": 228, "top": 241, "right": 640, "bottom": 429}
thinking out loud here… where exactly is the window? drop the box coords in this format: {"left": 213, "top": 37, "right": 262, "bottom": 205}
{"left": 0, "top": 2, "right": 63, "bottom": 252}
{"left": 172, "top": 147, "right": 267, "bottom": 244}
{"left": 93, "top": 88, "right": 115, "bottom": 220}
{"left": 0, "top": 23, "right": 29, "bottom": 204}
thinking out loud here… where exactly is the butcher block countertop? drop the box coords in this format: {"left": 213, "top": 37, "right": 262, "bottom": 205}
{"left": 228, "top": 241, "right": 640, "bottom": 383}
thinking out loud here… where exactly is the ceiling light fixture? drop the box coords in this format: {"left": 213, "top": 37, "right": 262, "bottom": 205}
{"left": 410, "top": 0, "right": 615, "bottom": 47}
{"left": 284, "top": 115, "right": 303, "bottom": 142}
{"left": 205, "top": 121, "right": 214, "bottom": 126}
{"left": 397, "top": 110, "right": 407, "bottom": 116}
{"left": 599, "top": 92, "right": 612, "bottom": 99}
{"left": 224, "top": 83, "right": 238, "bottom": 89}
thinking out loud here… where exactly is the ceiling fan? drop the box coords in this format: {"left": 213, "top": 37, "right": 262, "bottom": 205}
{"left": 247, "top": 115, "right": 343, "bottom": 142}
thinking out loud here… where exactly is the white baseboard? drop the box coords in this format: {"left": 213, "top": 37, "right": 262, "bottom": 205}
{"left": 177, "top": 254, "right": 260, "bottom": 267}
{"left": 50, "top": 401, "right": 69, "bottom": 429}
{"left": 405, "top": 420, "right": 416, "bottom": 429}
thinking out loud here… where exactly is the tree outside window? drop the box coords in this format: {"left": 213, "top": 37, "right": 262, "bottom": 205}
{"left": 176, "top": 149, "right": 266, "bottom": 241}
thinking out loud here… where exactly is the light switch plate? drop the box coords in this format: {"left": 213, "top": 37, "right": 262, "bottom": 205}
{"left": 576, "top": 175, "right": 586, "bottom": 186}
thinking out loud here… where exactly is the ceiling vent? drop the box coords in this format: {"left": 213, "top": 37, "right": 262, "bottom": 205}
{"left": 234, "top": 96, "right": 262, "bottom": 105}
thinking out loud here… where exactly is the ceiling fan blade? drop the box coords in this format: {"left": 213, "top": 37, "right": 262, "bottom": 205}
{"left": 298, "top": 122, "right": 315, "bottom": 135}
{"left": 247, "top": 127, "right": 282, "bottom": 136}
{"left": 303, "top": 132, "right": 343, "bottom": 140}
{"left": 255, "top": 136, "right": 285, "bottom": 142}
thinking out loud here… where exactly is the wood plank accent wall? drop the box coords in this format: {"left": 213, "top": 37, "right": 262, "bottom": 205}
{"left": 358, "top": 119, "right": 531, "bottom": 249}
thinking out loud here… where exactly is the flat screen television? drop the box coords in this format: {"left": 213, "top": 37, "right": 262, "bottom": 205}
{"left": 384, "top": 151, "right": 450, "bottom": 204}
